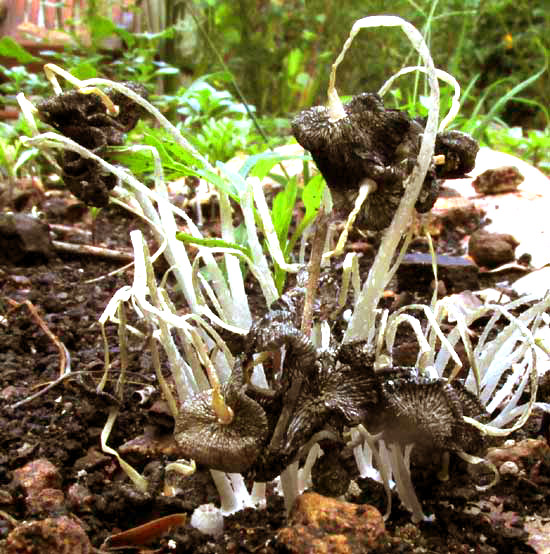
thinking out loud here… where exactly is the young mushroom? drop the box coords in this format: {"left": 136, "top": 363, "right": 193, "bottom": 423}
{"left": 36, "top": 82, "right": 148, "bottom": 207}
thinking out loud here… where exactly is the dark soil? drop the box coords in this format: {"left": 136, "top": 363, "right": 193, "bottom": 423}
{"left": 0, "top": 186, "right": 548, "bottom": 554}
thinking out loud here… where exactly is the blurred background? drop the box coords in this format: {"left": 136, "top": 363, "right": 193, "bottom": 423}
{"left": 0, "top": 0, "right": 548, "bottom": 171}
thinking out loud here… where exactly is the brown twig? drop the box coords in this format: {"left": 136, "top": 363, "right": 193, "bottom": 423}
{"left": 6, "top": 298, "right": 70, "bottom": 378}
{"left": 52, "top": 240, "right": 134, "bottom": 262}
{"left": 300, "top": 208, "right": 330, "bottom": 336}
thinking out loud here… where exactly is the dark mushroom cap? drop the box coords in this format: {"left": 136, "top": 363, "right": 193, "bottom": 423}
{"left": 174, "top": 386, "right": 269, "bottom": 474}
{"left": 292, "top": 93, "right": 410, "bottom": 193}
{"left": 292, "top": 92, "right": 445, "bottom": 231}
{"left": 434, "top": 130, "right": 479, "bottom": 178}
{"left": 36, "top": 83, "right": 148, "bottom": 206}
{"left": 382, "top": 377, "right": 463, "bottom": 449}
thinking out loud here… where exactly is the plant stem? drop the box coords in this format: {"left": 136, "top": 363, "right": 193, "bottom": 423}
{"left": 301, "top": 208, "right": 329, "bottom": 336}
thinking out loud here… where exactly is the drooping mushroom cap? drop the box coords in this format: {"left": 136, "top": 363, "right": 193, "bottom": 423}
{"left": 381, "top": 376, "right": 486, "bottom": 452}
{"left": 292, "top": 93, "right": 442, "bottom": 231}
{"left": 292, "top": 93, "right": 411, "bottom": 193}
{"left": 174, "top": 385, "right": 269, "bottom": 474}
{"left": 434, "top": 130, "right": 479, "bottom": 178}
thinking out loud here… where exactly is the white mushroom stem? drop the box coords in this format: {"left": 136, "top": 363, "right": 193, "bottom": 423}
{"left": 388, "top": 443, "right": 427, "bottom": 523}
{"left": 323, "top": 179, "right": 376, "bottom": 260}
{"left": 343, "top": 15, "right": 440, "bottom": 344}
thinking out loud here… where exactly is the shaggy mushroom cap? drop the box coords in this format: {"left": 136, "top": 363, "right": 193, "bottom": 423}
{"left": 434, "top": 130, "right": 479, "bottom": 179}
{"left": 293, "top": 94, "right": 479, "bottom": 231}
{"left": 174, "top": 384, "right": 269, "bottom": 474}
{"left": 292, "top": 93, "right": 440, "bottom": 231}
{"left": 292, "top": 93, "right": 410, "bottom": 193}
{"left": 36, "top": 82, "right": 148, "bottom": 207}
{"left": 380, "top": 376, "right": 487, "bottom": 453}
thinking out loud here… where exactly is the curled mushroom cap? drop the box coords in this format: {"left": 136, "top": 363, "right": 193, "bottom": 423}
{"left": 292, "top": 93, "right": 410, "bottom": 194}
{"left": 434, "top": 130, "right": 479, "bottom": 178}
{"left": 174, "top": 386, "right": 268, "bottom": 474}
{"left": 292, "top": 93, "right": 442, "bottom": 231}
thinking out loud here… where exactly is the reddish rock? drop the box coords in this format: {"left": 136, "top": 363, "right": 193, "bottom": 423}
{"left": 26, "top": 488, "right": 65, "bottom": 515}
{"left": 276, "top": 492, "right": 385, "bottom": 553}
{"left": 5, "top": 515, "right": 92, "bottom": 554}
{"left": 13, "top": 459, "right": 62, "bottom": 497}
{"left": 472, "top": 165, "right": 524, "bottom": 195}
{"left": 468, "top": 230, "right": 519, "bottom": 268}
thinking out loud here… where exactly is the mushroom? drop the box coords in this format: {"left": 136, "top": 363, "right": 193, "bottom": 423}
{"left": 292, "top": 94, "right": 479, "bottom": 231}
{"left": 380, "top": 376, "right": 487, "bottom": 452}
{"left": 434, "top": 130, "right": 479, "bottom": 179}
{"left": 36, "top": 82, "right": 148, "bottom": 207}
{"left": 292, "top": 93, "right": 440, "bottom": 231}
{"left": 174, "top": 380, "right": 269, "bottom": 474}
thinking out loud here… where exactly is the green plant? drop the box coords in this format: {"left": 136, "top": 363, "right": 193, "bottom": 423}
{"left": 485, "top": 125, "right": 550, "bottom": 174}
{"left": 0, "top": 121, "right": 40, "bottom": 199}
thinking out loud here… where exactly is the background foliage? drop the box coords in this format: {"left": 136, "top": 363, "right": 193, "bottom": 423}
{"left": 0, "top": 0, "right": 548, "bottom": 170}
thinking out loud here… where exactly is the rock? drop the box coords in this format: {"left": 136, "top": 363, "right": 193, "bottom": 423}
{"left": 26, "top": 488, "right": 65, "bottom": 516}
{"left": 12, "top": 459, "right": 62, "bottom": 497}
{"left": 436, "top": 148, "right": 550, "bottom": 268}
{"left": 472, "top": 166, "right": 524, "bottom": 194}
{"left": 487, "top": 439, "right": 550, "bottom": 486}
{"left": 468, "top": 230, "right": 519, "bottom": 268}
{"left": 118, "top": 432, "right": 182, "bottom": 459}
{"left": 5, "top": 515, "right": 92, "bottom": 554}
{"left": 0, "top": 213, "right": 54, "bottom": 265}
{"left": 66, "top": 484, "right": 94, "bottom": 513}
{"left": 276, "top": 492, "right": 385, "bottom": 553}
{"left": 396, "top": 253, "right": 479, "bottom": 294}
{"left": 12, "top": 459, "right": 66, "bottom": 516}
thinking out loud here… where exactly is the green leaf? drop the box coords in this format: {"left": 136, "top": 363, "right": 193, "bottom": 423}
{"left": 154, "top": 67, "right": 181, "bottom": 76}
{"left": 194, "top": 168, "right": 240, "bottom": 203}
{"left": 239, "top": 150, "right": 311, "bottom": 180}
{"left": 13, "top": 147, "right": 39, "bottom": 175}
{"left": 472, "top": 65, "right": 548, "bottom": 140}
{"left": 272, "top": 177, "right": 298, "bottom": 249}
{"left": 0, "top": 37, "right": 38, "bottom": 63}
{"left": 287, "top": 173, "right": 325, "bottom": 254}
{"left": 69, "top": 61, "right": 98, "bottom": 80}
{"left": 285, "top": 48, "right": 303, "bottom": 79}
{"left": 87, "top": 15, "right": 119, "bottom": 45}
{"left": 216, "top": 161, "right": 248, "bottom": 196}
{"left": 176, "top": 233, "right": 251, "bottom": 258}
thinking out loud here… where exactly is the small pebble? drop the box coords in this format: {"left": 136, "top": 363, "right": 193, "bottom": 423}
{"left": 468, "top": 230, "right": 519, "bottom": 268}
{"left": 499, "top": 461, "right": 520, "bottom": 476}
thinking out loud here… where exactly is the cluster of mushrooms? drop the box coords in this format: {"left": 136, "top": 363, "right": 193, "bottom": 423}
{"left": 174, "top": 92, "right": 483, "bottom": 499}
{"left": 175, "top": 302, "right": 488, "bottom": 496}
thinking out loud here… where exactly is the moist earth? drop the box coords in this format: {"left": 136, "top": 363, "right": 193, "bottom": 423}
{"left": 0, "top": 190, "right": 548, "bottom": 553}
